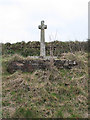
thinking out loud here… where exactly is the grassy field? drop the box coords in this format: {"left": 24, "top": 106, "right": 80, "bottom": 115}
{"left": 2, "top": 51, "right": 88, "bottom": 118}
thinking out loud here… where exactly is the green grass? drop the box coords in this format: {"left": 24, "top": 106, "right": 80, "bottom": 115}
{"left": 2, "top": 101, "right": 10, "bottom": 106}
{"left": 13, "top": 107, "right": 38, "bottom": 118}
{"left": 60, "top": 69, "right": 70, "bottom": 77}
{"left": 57, "top": 110, "right": 63, "bottom": 117}
{"left": 11, "top": 91, "right": 16, "bottom": 95}
{"left": 51, "top": 92, "right": 60, "bottom": 99}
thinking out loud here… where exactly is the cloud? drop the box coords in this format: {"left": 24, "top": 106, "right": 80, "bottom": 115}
{"left": 0, "top": 0, "right": 88, "bottom": 43}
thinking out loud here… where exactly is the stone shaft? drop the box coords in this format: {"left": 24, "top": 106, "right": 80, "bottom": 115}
{"left": 40, "top": 29, "right": 45, "bottom": 56}
{"left": 38, "top": 20, "right": 47, "bottom": 57}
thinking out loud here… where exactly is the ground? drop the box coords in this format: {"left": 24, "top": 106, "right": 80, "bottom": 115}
{"left": 2, "top": 51, "right": 88, "bottom": 118}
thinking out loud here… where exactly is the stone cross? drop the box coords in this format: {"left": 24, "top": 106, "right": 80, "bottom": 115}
{"left": 38, "top": 20, "right": 47, "bottom": 57}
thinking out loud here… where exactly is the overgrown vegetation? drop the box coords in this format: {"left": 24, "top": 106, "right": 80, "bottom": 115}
{"left": 2, "top": 42, "right": 88, "bottom": 118}
{"left": 2, "top": 40, "right": 88, "bottom": 57}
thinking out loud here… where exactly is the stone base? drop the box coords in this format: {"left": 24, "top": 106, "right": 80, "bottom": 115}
{"left": 7, "top": 58, "right": 78, "bottom": 74}
{"left": 28, "top": 56, "right": 57, "bottom": 60}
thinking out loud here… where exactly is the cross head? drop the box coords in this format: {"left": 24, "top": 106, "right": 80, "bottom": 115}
{"left": 38, "top": 20, "right": 47, "bottom": 30}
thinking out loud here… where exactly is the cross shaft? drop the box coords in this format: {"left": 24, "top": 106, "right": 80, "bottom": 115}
{"left": 38, "top": 20, "right": 47, "bottom": 57}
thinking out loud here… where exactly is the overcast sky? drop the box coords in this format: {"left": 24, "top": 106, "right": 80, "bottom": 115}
{"left": 0, "top": 0, "right": 89, "bottom": 43}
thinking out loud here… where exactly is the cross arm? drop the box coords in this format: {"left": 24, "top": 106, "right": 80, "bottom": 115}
{"left": 44, "top": 25, "right": 47, "bottom": 29}
{"left": 38, "top": 25, "right": 41, "bottom": 29}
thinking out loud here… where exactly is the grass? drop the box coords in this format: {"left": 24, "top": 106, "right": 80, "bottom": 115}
{"left": 2, "top": 51, "right": 88, "bottom": 118}
{"left": 2, "top": 101, "right": 10, "bottom": 106}
{"left": 57, "top": 109, "right": 63, "bottom": 117}
{"left": 13, "top": 107, "right": 39, "bottom": 118}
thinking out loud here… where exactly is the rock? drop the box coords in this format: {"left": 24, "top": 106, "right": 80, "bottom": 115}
{"left": 7, "top": 61, "right": 24, "bottom": 74}
{"left": 7, "top": 59, "right": 77, "bottom": 74}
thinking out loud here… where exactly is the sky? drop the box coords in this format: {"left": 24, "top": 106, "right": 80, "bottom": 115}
{"left": 0, "top": 0, "right": 89, "bottom": 43}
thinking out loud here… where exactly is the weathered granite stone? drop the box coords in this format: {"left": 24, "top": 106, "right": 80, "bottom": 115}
{"left": 7, "top": 59, "right": 77, "bottom": 74}
{"left": 38, "top": 20, "right": 47, "bottom": 57}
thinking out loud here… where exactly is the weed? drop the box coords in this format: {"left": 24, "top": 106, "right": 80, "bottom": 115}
{"left": 13, "top": 107, "right": 38, "bottom": 118}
